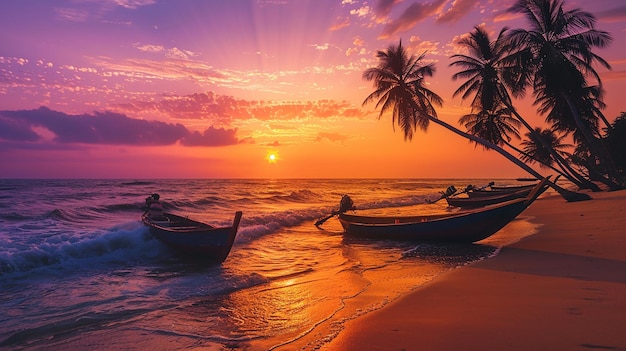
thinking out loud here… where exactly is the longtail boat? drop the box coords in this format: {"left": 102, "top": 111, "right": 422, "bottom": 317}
{"left": 467, "top": 183, "right": 537, "bottom": 198}
{"left": 142, "top": 211, "right": 242, "bottom": 263}
{"left": 337, "top": 178, "right": 549, "bottom": 243}
{"left": 445, "top": 187, "right": 536, "bottom": 208}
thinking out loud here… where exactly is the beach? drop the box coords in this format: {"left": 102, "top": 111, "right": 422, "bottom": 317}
{"left": 323, "top": 190, "right": 626, "bottom": 351}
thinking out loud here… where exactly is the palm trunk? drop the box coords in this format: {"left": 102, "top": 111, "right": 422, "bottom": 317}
{"left": 427, "top": 116, "right": 592, "bottom": 202}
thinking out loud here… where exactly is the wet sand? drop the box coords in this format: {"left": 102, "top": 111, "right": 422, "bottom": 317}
{"left": 322, "top": 190, "right": 626, "bottom": 351}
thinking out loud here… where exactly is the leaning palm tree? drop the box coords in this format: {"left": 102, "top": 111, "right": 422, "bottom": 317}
{"left": 460, "top": 107, "right": 577, "bottom": 184}
{"left": 459, "top": 106, "right": 521, "bottom": 150}
{"left": 362, "top": 41, "right": 590, "bottom": 201}
{"left": 450, "top": 25, "right": 596, "bottom": 190}
{"left": 507, "top": 0, "right": 622, "bottom": 188}
{"left": 520, "top": 128, "right": 574, "bottom": 171}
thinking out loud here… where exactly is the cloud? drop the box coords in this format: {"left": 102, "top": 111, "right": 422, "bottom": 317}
{"left": 409, "top": 39, "right": 441, "bottom": 55}
{"left": 374, "top": 0, "right": 403, "bottom": 19}
{"left": 54, "top": 8, "right": 90, "bottom": 22}
{"left": 379, "top": 0, "right": 447, "bottom": 39}
{"left": 436, "top": 0, "right": 477, "bottom": 23}
{"left": 601, "top": 70, "right": 626, "bottom": 81}
{"left": 353, "top": 37, "right": 365, "bottom": 47}
{"left": 54, "top": 0, "right": 155, "bottom": 22}
{"left": 89, "top": 55, "right": 226, "bottom": 82}
{"left": 112, "top": 92, "right": 368, "bottom": 122}
{"left": 133, "top": 43, "right": 165, "bottom": 53}
{"left": 180, "top": 126, "right": 249, "bottom": 147}
{"left": 0, "top": 107, "right": 245, "bottom": 149}
{"left": 312, "top": 43, "right": 330, "bottom": 51}
{"left": 264, "top": 141, "right": 281, "bottom": 147}
{"left": 315, "top": 132, "right": 350, "bottom": 143}
{"left": 351, "top": 6, "right": 372, "bottom": 17}
{"left": 493, "top": 10, "right": 520, "bottom": 23}
{"left": 329, "top": 16, "right": 351, "bottom": 31}
{"left": 113, "top": 0, "right": 156, "bottom": 9}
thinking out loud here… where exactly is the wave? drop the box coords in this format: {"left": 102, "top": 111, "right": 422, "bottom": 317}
{"left": 0, "top": 212, "right": 33, "bottom": 221}
{"left": 0, "top": 221, "right": 161, "bottom": 278}
{"left": 46, "top": 208, "right": 107, "bottom": 223}
{"left": 263, "top": 189, "right": 321, "bottom": 203}
{"left": 1, "top": 191, "right": 442, "bottom": 278}
{"left": 235, "top": 193, "right": 432, "bottom": 242}
{"left": 41, "top": 203, "right": 144, "bottom": 223}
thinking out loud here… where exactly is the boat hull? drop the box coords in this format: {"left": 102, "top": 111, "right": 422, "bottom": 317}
{"left": 142, "top": 211, "right": 242, "bottom": 263}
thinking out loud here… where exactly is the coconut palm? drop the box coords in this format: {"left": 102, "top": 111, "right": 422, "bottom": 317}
{"left": 450, "top": 25, "right": 596, "bottom": 190}
{"left": 362, "top": 42, "right": 442, "bottom": 141}
{"left": 362, "top": 41, "right": 590, "bottom": 201}
{"left": 521, "top": 128, "right": 572, "bottom": 166}
{"left": 462, "top": 107, "right": 577, "bottom": 184}
{"left": 449, "top": 26, "right": 529, "bottom": 111}
{"left": 507, "top": 0, "right": 622, "bottom": 188}
{"left": 459, "top": 106, "right": 521, "bottom": 150}
{"left": 604, "top": 112, "right": 626, "bottom": 175}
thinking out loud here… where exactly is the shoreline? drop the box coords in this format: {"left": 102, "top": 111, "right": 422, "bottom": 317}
{"left": 322, "top": 190, "right": 626, "bottom": 351}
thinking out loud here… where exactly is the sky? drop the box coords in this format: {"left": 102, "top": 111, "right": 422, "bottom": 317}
{"left": 1, "top": 0, "right": 625, "bottom": 179}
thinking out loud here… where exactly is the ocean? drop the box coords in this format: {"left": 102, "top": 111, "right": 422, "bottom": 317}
{"left": 0, "top": 178, "right": 540, "bottom": 350}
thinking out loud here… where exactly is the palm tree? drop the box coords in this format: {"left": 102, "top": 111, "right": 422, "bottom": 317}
{"left": 520, "top": 128, "right": 576, "bottom": 174}
{"left": 459, "top": 106, "right": 521, "bottom": 150}
{"left": 362, "top": 43, "right": 441, "bottom": 141}
{"left": 604, "top": 112, "right": 626, "bottom": 175}
{"left": 507, "top": 0, "right": 623, "bottom": 188}
{"left": 362, "top": 41, "right": 590, "bottom": 201}
{"left": 460, "top": 107, "right": 578, "bottom": 184}
{"left": 450, "top": 25, "right": 597, "bottom": 190}
{"left": 449, "top": 26, "right": 529, "bottom": 111}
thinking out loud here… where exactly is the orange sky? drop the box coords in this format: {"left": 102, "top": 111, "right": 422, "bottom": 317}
{"left": 1, "top": 0, "right": 625, "bottom": 179}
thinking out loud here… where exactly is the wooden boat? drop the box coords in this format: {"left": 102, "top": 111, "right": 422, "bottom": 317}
{"left": 338, "top": 178, "right": 548, "bottom": 243}
{"left": 446, "top": 187, "right": 534, "bottom": 208}
{"left": 467, "top": 183, "right": 537, "bottom": 198}
{"left": 142, "top": 211, "right": 243, "bottom": 263}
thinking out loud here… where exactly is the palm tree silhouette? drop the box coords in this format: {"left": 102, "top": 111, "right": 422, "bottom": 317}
{"left": 521, "top": 128, "right": 573, "bottom": 173}
{"left": 459, "top": 107, "right": 521, "bottom": 150}
{"left": 449, "top": 25, "right": 596, "bottom": 190}
{"left": 362, "top": 41, "right": 590, "bottom": 201}
{"left": 507, "top": 0, "right": 622, "bottom": 188}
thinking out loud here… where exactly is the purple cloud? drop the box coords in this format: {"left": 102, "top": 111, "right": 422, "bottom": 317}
{"left": 0, "top": 107, "right": 245, "bottom": 148}
{"left": 375, "top": 0, "right": 403, "bottom": 19}
{"left": 436, "top": 0, "right": 477, "bottom": 23}
{"left": 379, "top": 0, "right": 447, "bottom": 39}
{"left": 180, "top": 126, "right": 249, "bottom": 147}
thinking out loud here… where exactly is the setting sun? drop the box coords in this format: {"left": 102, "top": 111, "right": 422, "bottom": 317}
{"left": 266, "top": 151, "right": 279, "bottom": 164}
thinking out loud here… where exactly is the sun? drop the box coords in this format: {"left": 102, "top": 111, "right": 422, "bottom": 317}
{"left": 266, "top": 151, "right": 279, "bottom": 164}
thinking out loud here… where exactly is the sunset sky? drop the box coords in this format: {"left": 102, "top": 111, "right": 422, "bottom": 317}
{"left": 1, "top": 0, "right": 625, "bottom": 179}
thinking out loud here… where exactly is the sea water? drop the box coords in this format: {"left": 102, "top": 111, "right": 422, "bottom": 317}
{"left": 0, "top": 179, "right": 540, "bottom": 350}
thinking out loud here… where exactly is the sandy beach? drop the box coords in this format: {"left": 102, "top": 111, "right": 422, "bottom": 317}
{"left": 323, "top": 190, "right": 626, "bottom": 351}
